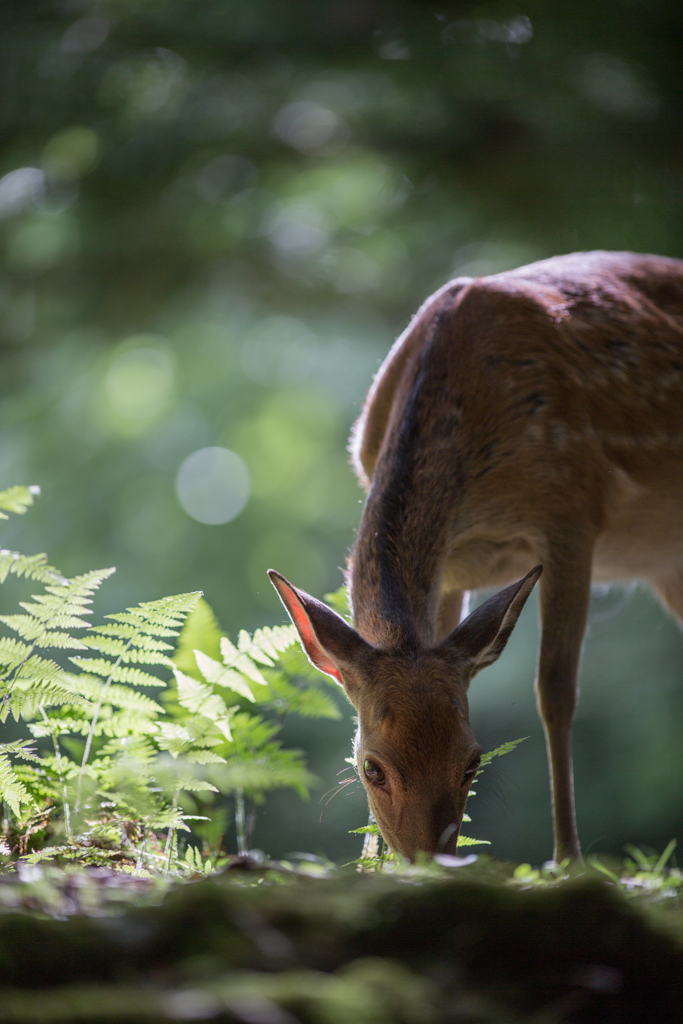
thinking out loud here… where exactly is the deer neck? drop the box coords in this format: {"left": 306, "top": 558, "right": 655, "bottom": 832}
{"left": 349, "top": 483, "right": 449, "bottom": 649}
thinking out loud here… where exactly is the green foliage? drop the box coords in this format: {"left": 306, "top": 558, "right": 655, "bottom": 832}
{"left": 324, "top": 585, "right": 352, "bottom": 623}
{"left": 0, "top": 487, "right": 341, "bottom": 874}
{"left": 172, "top": 598, "right": 225, "bottom": 678}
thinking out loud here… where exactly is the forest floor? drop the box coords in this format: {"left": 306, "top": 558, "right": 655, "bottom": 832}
{"left": 0, "top": 852, "right": 682, "bottom": 1023}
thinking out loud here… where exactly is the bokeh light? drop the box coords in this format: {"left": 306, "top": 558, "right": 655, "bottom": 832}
{"left": 241, "top": 317, "right": 318, "bottom": 387}
{"left": 102, "top": 338, "right": 175, "bottom": 433}
{"left": 175, "top": 446, "right": 250, "bottom": 525}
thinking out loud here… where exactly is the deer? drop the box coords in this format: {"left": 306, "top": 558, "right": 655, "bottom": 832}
{"left": 268, "top": 250, "right": 683, "bottom": 864}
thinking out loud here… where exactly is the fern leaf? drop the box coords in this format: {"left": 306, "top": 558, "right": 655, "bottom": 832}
{"left": 69, "top": 658, "right": 166, "bottom": 688}
{"left": 68, "top": 657, "right": 116, "bottom": 678}
{"left": 0, "top": 738, "right": 39, "bottom": 758}
{"left": 110, "top": 666, "right": 166, "bottom": 687}
{"left": 0, "top": 750, "right": 35, "bottom": 815}
{"left": 0, "top": 484, "right": 40, "bottom": 519}
{"left": 0, "top": 550, "right": 64, "bottom": 586}
{"left": 97, "top": 684, "right": 164, "bottom": 716}
{"left": 210, "top": 755, "right": 316, "bottom": 799}
{"left": 87, "top": 623, "right": 138, "bottom": 640}
{"left": 479, "top": 737, "right": 528, "bottom": 767}
{"left": 105, "top": 592, "right": 200, "bottom": 631}
{"left": 0, "top": 636, "right": 30, "bottom": 668}
{"left": 42, "top": 567, "right": 116, "bottom": 600}
{"left": 324, "top": 584, "right": 352, "bottom": 622}
{"left": 28, "top": 716, "right": 89, "bottom": 738}
{"left": 81, "top": 635, "right": 173, "bottom": 664}
{"left": 219, "top": 636, "right": 268, "bottom": 685}
{"left": 172, "top": 597, "right": 225, "bottom": 678}
{"left": 257, "top": 674, "right": 342, "bottom": 720}
{"left": 38, "top": 631, "right": 90, "bottom": 650}
{"left": 100, "top": 711, "right": 161, "bottom": 738}
{"left": 185, "top": 750, "right": 227, "bottom": 765}
{"left": 156, "top": 722, "right": 193, "bottom": 757}
{"left": 174, "top": 670, "right": 234, "bottom": 740}
{"left": 193, "top": 650, "right": 256, "bottom": 702}
{"left": 245, "top": 624, "right": 298, "bottom": 665}
{"left": 178, "top": 779, "right": 219, "bottom": 793}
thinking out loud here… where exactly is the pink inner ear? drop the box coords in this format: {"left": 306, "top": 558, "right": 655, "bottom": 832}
{"left": 286, "top": 595, "right": 343, "bottom": 684}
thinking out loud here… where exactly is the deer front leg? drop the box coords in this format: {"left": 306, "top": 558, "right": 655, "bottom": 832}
{"left": 650, "top": 567, "right": 683, "bottom": 627}
{"left": 435, "top": 589, "right": 471, "bottom": 642}
{"left": 535, "top": 539, "right": 593, "bottom": 862}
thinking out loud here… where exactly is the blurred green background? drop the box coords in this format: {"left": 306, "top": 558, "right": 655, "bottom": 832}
{"left": 1, "top": 0, "right": 682, "bottom": 865}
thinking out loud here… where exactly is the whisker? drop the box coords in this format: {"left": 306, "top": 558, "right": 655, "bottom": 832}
{"left": 318, "top": 777, "right": 358, "bottom": 821}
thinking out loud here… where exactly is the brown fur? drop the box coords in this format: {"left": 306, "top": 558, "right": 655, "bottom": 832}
{"left": 270, "top": 252, "right": 683, "bottom": 862}
{"left": 347, "top": 250, "right": 683, "bottom": 860}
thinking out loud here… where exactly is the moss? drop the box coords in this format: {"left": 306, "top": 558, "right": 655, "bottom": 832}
{"left": 0, "top": 865, "right": 682, "bottom": 1022}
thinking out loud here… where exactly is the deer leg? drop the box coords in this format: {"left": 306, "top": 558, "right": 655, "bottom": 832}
{"left": 650, "top": 567, "right": 683, "bottom": 626}
{"left": 435, "top": 589, "right": 470, "bottom": 642}
{"left": 535, "top": 541, "right": 593, "bottom": 862}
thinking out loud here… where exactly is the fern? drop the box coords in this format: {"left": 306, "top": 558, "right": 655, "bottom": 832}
{"left": 0, "top": 485, "right": 41, "bottom": 519}
{"left": 173, "top": 597, "right": 225, "bottom": 678}
{"left": 479, "top": 737, "right": 528, "bottom": 767}
{"left": 69, "top": 592, "right": 201, "bottom": 811}
{"left": 324, "top": 584, "right": 352, "bottom": 622}
{"left": 0, "top": 740, "right": 40, "bottom": 814}
{"left": 0, "top": 488, "right": 345, "bottom": 874}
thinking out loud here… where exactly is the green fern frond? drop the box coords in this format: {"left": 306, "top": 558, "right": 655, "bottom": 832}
{"left": 210, "top": 752, "right": 316, "bottom": 800}
{"left": 177, "top": 779, "right": 219, "bottom": 794}
{"left": 156, "top": 722, "right": 194, "bottom": 757}
{"left": 193, "top": 650, "right": 256, "bottom": 701}
{"left": 173, "top": 597, "right": 225, "bottom": 678}
{"left": 0, "top": 614, "right": 83, "bottom": 647}
{"left": 174, "top": 670, "right": 234, "bottom": 741}
{"left": 257, "top": 673, "right": 342, "bottom": 720}
{"left": 110, "top": 666, "right": 167, "bottom": 687}
{"left": 0, "top": 550, "right": 64, "bottom": 586}
{"left": 0, "top": 485, "right": 41, "bottom": 519}
{"left": 479, "top": 737, "right": 528, "bottom": 767}
{"left": 105, "top": 592, "right": 200, "bottom": 636}
{"left": 323, "top": 584, "right": 352, "bottom": 622}
{"left": 219, "top": 635, "right": 269, "bottom": 686}
{"left": 28, "top": 715, "right": 90, "bottom": 738}
{"left": 99, "top": 711, "right": 161, "bottom": 738}
{"left": 81, "top": 635, "right": 174, "bottom": 664}
{"left": 71, "top": 677, "right": 164, "bottom": 716}
{"left": 69, "top": 658, "right": 167, "bottom": 688}
{"left": 0, "top": 636, "right": 30, "bottom": 668}
{"left": 0, "top": 747, "right": 36, "bottom": 815}
{"left": 185, "top": 750, "right": 227, "bottom": 765}
{"left": 0, "top": 738, "right": 39, "bottom": 759}
{"left": 236, "top": 624, "right": 298, "bottom": 666}
{"left": 0, "top": 568, "right": 115, "bottom": 652}
{"left": 3, "top": 662, "right": 90, "bottom": 722}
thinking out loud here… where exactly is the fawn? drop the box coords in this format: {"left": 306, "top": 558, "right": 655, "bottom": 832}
{"left": 269, "top": 251, "right": 683, "bottom": 862}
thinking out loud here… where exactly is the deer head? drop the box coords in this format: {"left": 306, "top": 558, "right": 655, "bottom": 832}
{"left": 268, "top": 565, "right": 541, "bottom": 862}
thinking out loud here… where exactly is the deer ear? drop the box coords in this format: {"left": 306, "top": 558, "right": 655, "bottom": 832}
{"left": 267, "top": 570, "right": 370, "bottom": 692}
{"left": 442, "top": 565, "right": 542, "bottom": 677}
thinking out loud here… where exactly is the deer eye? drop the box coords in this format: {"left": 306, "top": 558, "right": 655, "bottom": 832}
{"left": 364, "top": 759, "right": 385, "bottom": 785}
{"left": 463, "top": 755, "right": 481, "bottom": 783}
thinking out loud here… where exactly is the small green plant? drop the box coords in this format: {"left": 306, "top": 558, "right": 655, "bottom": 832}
{"left": 0, "top": 486, "right": 341, "bottom": 875}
